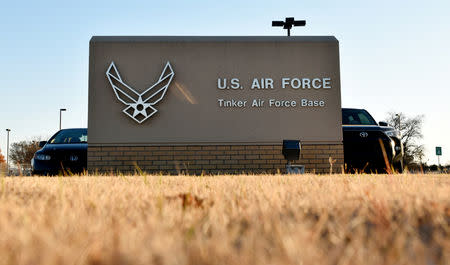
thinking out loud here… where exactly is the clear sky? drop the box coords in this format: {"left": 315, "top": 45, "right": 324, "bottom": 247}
{"left": 1, "top": 0, "right": 449, "bottom": 165}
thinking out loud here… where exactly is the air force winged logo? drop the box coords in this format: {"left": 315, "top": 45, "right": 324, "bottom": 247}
{"left": 106, "top": 61, "right": 174, "bottom": 124}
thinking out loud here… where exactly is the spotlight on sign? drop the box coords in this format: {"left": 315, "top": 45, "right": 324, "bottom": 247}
{"left": 272, "top": 17, "right": 306, "bottom": 36}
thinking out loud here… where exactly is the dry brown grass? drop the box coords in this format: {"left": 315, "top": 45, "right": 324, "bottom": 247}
{"left": 0, "top": 174, "right": 448, "bottom": 265}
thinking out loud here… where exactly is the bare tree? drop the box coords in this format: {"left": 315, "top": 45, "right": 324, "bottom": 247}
{"left": 0, "top": 149, "right": 6, "bottom": 174}
{"left": 0, "top": 149, "right": 5, "bottom": 164}
{"left": 385, "top": 112, "right": 425, "bottom": 166}
{"left": 9, "top": 139, "right": 41, "bottom": 171}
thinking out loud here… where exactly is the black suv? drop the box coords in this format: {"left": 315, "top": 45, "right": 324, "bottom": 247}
{"left": 342, "top": 108, "right": 403, "bottom": 173}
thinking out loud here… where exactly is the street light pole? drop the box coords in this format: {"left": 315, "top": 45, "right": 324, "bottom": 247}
{"left": 6, "top": 129, "right": 10, "bottom": 176}
{"left": 272, "top": 17, "right": 306, "bottom": 36}
{"left": 59, "top": 108, "right": 67, "bottom": 130}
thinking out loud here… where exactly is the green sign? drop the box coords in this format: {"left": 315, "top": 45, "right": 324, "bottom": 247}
{"left": 436, "top": 146, "right": 442, "bottom": 156}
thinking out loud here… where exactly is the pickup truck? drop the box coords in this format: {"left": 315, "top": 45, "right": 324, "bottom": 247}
{"left": 342, "top": 108, "right": 404, "bottom": 173}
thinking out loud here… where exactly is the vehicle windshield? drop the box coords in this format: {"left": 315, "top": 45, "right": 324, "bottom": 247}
{"left": 48, "top": 129, "right": 88, "bottom": 144}
{"left": 342, "top": 109, "right": 377, "bottom": 125}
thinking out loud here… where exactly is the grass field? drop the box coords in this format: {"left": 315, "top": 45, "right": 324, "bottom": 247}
{"left": 0, "top": 174, "right": 448, "bottom": 265}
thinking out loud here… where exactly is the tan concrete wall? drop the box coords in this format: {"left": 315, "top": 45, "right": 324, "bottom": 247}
{"left": 88, "top": 36, "right": 343, "bottom": 174}
{"left": 87, "top": 143, "right": 344, "bottom": 175}
{"left": 88, "top": 36, "right": 342, "bottom": 145}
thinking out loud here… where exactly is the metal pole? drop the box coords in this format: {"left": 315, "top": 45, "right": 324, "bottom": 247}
{"left": 59, "top": 108, "right": 66, "bottom": 130}
{"left": 287, "top": 28, "right": 291, "bottom": 36}
{"left": 6, "top": 129, "right": 10, "bottom": 176}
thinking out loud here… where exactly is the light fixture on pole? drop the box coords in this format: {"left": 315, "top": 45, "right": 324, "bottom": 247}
{"left": 272, "top": 17, "right": 306, "bottom": 36}
{"left": 6, "top": 129, "right": 10, "bottom": 176}
{"left": 59, "top": 108, "right": 67, "bottom": 130}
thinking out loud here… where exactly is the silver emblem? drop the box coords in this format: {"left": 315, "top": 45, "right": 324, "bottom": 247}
{"left": 359, "top": 132, "right": 368, "bottom": 138}
{"left": 69, "top": 155, "right": 78, "bottom": 162}
{"left": 106, "top": 61, "right": 175, "bottom": 124}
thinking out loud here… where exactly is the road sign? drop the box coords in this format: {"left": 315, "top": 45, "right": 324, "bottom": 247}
{"left": 436, "top": 146, "right": 442, "bottom": 156}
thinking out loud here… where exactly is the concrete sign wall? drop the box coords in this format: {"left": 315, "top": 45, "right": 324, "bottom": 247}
{"left": 89, "top": 36, "right": 342, "bottom": 146}
{"left": 88, "top": 36, "right": 343, "bottom": 174}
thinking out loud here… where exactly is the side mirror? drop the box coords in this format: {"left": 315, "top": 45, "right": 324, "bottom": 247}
{"left": 39, "top": 141, "right": 47, "bottom": 147}
{"left": 379, "top": 121, "right": 388, "bottom": 127}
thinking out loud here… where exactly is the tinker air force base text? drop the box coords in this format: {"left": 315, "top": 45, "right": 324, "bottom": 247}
{"left": 217, "top": 77, "right": 330, "bottom": 109}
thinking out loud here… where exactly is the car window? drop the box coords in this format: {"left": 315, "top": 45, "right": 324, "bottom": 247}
{"left": 342, "top": 109, "right": 377, "bottom": 125}
{"left": 358, "top": 113, "right": 372, "bottom": 124}
{"left": 48, "top": 129, "right": 88, "bottom": 144}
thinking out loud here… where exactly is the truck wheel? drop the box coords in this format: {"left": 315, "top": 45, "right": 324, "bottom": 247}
{"left": 394, "top": 159, "right": 404, "bottom": 173}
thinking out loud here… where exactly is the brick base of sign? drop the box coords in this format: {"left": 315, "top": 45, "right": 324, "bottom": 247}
{"left": 87, "top": 144, "right": 344, "bottom": 175}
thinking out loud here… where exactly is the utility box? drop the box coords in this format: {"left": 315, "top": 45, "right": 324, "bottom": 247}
{"left": 282, "top": 140, "right": 301, "bottom": 161}
{"left": 283, "top": 140, "right": 305, "bottom": 174}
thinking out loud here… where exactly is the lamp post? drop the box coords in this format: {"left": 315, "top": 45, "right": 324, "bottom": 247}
{"left": 272, "top": 17, "right": 306, "bottom": 36}
{"left": 6, "top": 129, "right": 10, "bottom": 176}
{"left": 59, "top": 108, "right": 67, "bottom": 130}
